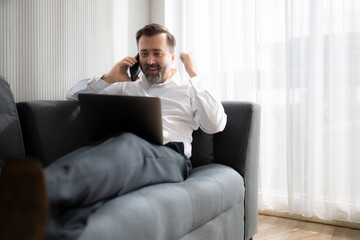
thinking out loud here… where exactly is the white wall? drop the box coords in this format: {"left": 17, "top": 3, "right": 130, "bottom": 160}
{"left": 127, "top": 0, "right": 151, "bottom": 56}
{"left": 150, "top": 0, "right": 165, "bottom": 25}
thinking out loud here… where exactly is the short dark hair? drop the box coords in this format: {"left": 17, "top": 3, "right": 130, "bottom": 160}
{"left": 136, "top": 23, "right": 176, "bottom": 53}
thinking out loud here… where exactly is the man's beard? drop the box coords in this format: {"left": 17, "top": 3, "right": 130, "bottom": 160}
{"left": 142, "top": 64, "right": 165, "bottom": 85}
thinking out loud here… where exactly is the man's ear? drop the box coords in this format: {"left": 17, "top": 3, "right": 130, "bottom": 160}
{"left": 171, "top": 53, "right": 175, "bottom": 63}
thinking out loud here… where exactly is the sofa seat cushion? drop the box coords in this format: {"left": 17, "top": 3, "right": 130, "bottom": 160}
{"left": 78, "top": 164, "right": 245, "bottom": 240}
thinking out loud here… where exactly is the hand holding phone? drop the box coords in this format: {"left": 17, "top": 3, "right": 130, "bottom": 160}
{"left": 101, "top": 55, "right": 140, "bottom": 84}
{"left": 130, "top": 53, "right": 141, "bottom": 81}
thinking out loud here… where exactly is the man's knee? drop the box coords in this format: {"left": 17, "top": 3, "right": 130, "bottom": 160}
{"left": 116, "top": 132, "right": 145, "bottom": 144}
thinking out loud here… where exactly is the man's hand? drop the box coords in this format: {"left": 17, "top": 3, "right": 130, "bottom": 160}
{"left": 180, "top": 52, "right": 199, "bottom": 78}
{"left": 101, "top": 56, "right": 138, "bottom": 84}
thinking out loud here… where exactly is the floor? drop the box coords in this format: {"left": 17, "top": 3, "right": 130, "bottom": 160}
{"left": 253, "top": 214, "right": 360, "bottom": 240}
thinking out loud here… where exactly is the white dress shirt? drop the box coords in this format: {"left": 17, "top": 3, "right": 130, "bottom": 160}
{"left": 66, "top": 70, "right": 227, "bottom": 158}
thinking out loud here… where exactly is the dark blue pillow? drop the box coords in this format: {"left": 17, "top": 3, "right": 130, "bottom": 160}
{"left": 0, "top": 76, "right": 25, "bottom": 164}
{"left": 190, "top": 129, "right": 214, "bottom": 168}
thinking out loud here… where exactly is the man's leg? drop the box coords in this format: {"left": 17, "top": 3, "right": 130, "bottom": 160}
{"left": 44, "top": 133, "right": 191, "bottom": 239}
{"left": 45, "top": 133, "right": 191, "bottom": 210}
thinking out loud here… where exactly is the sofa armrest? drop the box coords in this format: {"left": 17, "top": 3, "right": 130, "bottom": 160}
{"left": 16, "top": 100, "right": 88, "bottom": 167}
{"left": 214, "top": 101, "right": 260, "bottom": 240}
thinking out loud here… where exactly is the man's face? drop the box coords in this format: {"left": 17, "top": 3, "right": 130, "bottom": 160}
{"left": 138, "top": 33, "right": 175, "bottom": 85}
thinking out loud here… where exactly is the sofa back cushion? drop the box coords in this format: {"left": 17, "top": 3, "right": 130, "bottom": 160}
{"left": 0, "top": 76, "right": 25, "bottom": 164}
{"left": 16, "top": 99, "right": 215, "bottom": 168}
{"left": 16, "top": 101, "right": 89, "bottom": 167}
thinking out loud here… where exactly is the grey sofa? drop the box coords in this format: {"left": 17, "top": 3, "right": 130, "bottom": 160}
{"left": 1, "top": 76, "right": 260, "bottom": 240}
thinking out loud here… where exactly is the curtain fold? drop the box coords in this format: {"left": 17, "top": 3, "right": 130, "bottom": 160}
{"left": 179, "top": 0, "right": 360, "bottom": 223}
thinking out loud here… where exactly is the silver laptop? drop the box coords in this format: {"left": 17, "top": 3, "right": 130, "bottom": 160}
{"left": 78, "top": 93, "right": 163, "bottom": 145}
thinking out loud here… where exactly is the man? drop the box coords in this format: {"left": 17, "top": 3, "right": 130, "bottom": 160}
{"left": 66, "top": 23, "right": 226, "bottom": 158}
{"left": 1, "top": 23, "right": 227, "bottom": 240}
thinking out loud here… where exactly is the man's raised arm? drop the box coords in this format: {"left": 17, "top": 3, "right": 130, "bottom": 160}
{"left": 180, "top": 52, "right": 227, "bottom": 134}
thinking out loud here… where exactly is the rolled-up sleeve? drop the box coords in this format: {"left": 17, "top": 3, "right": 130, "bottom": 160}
{"left": 66, "top": 77, "right": 110, "bottom": 101}
{"left": 190, "top": 76, "right": 227, "bottom": 134}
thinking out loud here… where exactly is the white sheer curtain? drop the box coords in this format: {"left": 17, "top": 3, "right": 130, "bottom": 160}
{"left": 179, "top": 0, "right": 360, "bottom": 224}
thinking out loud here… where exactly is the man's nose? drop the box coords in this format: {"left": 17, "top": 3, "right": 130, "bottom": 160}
{"left": 146, "top": 55, "right": 155, "bottom": 65}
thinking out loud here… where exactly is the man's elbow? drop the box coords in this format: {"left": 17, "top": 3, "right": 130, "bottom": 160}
{"left": 201, "top": 114, "right": 227, "bottom": 134}
{"left": 66, "top": 92, "right": 79, "bottom": 101}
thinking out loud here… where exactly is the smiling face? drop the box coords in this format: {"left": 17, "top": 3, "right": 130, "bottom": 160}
{"left": 138, "top": 33, "right": 175, "bottom": 85}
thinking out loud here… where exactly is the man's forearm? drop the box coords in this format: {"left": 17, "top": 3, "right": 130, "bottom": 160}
{"left": 66, "top": 77, "right": 110, "bottom": 101}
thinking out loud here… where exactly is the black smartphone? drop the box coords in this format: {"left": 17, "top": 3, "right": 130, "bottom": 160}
{"left": 130, "top": 53, "right": 141, "bottom": 81}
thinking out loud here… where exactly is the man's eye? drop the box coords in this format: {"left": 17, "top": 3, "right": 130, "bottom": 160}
{"left": 140, "top": 52, "right": 148, "bottom": 57}
{"left": 154, "top": 52, "right": 162, "bottom": 56}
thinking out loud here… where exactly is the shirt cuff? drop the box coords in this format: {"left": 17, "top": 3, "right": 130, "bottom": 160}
{"left": 88, "top": 76, "right": 111, "bottom": 91}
